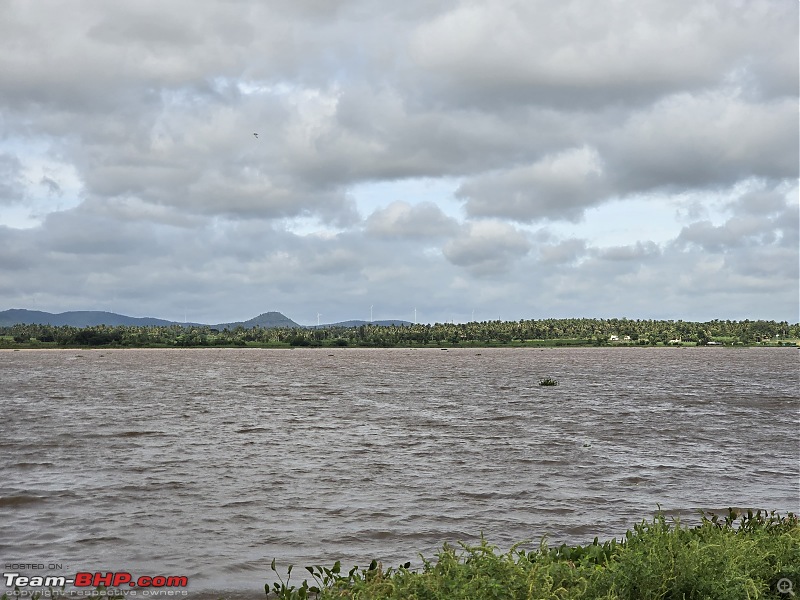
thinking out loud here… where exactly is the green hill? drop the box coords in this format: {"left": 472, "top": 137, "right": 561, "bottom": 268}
{"left": 0, "top": 309, "right": 300, "bottom": 329}
{"left": 212, "top": 311, "right": 301, "bottom": 329}
{"left": 0, "top": 309, "right": 178, "bottom": 327}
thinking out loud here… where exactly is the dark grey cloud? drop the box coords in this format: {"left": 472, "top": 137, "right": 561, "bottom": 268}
{"left": 676, "top": 218, "right": 774, "bottom": 253}
{"left": 443, "top": 221, "right": 530, "bottom": 276}
{"left": 0, "top": 154, "right": 25, "bottom": 205}
{"left": 0, "top": 0, "right": 796, "bottom": 322}
{"left": 675, "top": 184, "right": 797, "bottom": 254}
{"left": 537, "top": 238, "right": 588, "bottom": 265}
{"left": 726, "top": 185, "right": 791, "bottom": 216}
{"left": 594, "top": 241, "right": 661, "bottom": 262}
{"left": 3, "top": 0, "right": 794, "bottom": 224}
{"left": 365, "top": 201, "right": 459, "bottom": 239}
{"left": 0, "top": 226, "right": 35, "bottom": 273}
{"left": 457, "top": 91, "right": 798, "bottom": 223}
{"left": 456, "top": 146, "right": 606, "bottom": 222}
{"left": 408, "top": 0, "right": 797, "bottom": 110}
{"left": 604, "top": 93, "right": 798, "bottom": 194}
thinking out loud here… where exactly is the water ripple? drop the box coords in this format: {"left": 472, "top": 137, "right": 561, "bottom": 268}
{"left": 0, "top": 347, "right": 797, "bottom": 594}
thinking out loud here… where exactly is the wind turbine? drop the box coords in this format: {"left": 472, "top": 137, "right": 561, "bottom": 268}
{"left": 317, "top": 313, "right": 322, "bottom": 327}
{"left": 370, "top": 305, "right": 373, "bottom": 323}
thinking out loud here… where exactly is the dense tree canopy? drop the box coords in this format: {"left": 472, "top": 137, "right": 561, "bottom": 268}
{"left": 1, "top": 318, "right": 797, "bottom": 348}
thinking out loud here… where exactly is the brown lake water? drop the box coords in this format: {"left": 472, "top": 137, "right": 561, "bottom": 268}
{"left": 1, "top": 347, "right": 798, "bottom": 597}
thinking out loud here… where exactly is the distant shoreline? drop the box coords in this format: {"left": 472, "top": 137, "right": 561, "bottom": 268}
{"left": 2, "top": 342, "right": 796, "bottom": 351}
{"left": 3, "top": 317, "right": 797, "bottom": 349}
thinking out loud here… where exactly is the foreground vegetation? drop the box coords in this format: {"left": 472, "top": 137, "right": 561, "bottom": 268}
{"left": 268, "top": 509, "right": 799, "bottom": 600}
{"left": 1, "top": 318, "right": 797, "bottom": 349}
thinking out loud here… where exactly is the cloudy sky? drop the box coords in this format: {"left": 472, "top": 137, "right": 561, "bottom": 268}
{"left": 0, "top": 0, "right": 797, "bottom": 325}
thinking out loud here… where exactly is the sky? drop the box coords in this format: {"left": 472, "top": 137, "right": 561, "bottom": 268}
{"left": 0, "top": 0, "right": 797, "bottom": 326}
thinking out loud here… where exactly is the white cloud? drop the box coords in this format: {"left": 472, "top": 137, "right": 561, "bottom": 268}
{"left": 457, "top": 146, "right": 606, "bottom": 222}
{"left": 606, "top": 91, "right": 798, "bottom": 192}
{"left": 365, "top": 201, "right": 459, "bottom": 239}
{"left": 537, "top": 238, "right": 588, "bottom": 265}
{"left": 409, "top": 0, "right": 797, "bottom": 107}
{"left": 0, "top": 0, "right": 795, "bottom": 323}
{"left": 443, "top": 221, "right": 530, "bottom": 276}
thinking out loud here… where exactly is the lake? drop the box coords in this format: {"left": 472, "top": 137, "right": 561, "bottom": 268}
{"left": 1, "top": 347, "right": 797, "bottom": 597}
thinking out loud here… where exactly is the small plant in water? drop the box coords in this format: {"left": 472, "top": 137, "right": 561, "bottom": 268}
{"left": 538, "top": 377, "right": 559, "bottom": 386}
{"left": 268, "top": 557, "right": 398, "bottom": 599}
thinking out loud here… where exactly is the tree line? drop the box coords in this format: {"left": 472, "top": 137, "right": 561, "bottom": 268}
{"left": 1, "top": 318, "right": 797, "bottom": 348}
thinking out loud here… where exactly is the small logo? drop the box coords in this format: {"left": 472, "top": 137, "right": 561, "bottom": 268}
{"left": 777, "top": 577, "right": 795, "bottom": 596}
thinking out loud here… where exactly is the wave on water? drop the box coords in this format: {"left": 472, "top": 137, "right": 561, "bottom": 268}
{"left": 0, "top": 347, "right": 797, "bottom": 594}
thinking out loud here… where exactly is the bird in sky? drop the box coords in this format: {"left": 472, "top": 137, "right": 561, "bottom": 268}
{"left": 253, "top": 133, "right": 259, "bottom": 139}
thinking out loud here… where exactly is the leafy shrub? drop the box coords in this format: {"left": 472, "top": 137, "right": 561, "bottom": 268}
{"left": 267, "top": 509, "right": 799, "bottom": 599}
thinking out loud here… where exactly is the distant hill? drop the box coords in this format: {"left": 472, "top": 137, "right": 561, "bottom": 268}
{"left": 0, "top": 309, "right": 301, "bottom": 329}
{"left": 212, "top": 312, "right": 301, "bottom": 329}
{"left": 0, "top": 309, "right": 179, "bottom": 328}
{"left": 0, "top": 309, "right": 410, "bottom": 329}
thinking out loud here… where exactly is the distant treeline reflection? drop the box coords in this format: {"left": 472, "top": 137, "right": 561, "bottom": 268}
{"left": 2, "top": 318, "right": 797, "bottom": 348}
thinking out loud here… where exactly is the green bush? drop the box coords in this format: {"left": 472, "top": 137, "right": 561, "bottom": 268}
{"left": 267, "top": 509, "right": 799, "bottom": 599}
